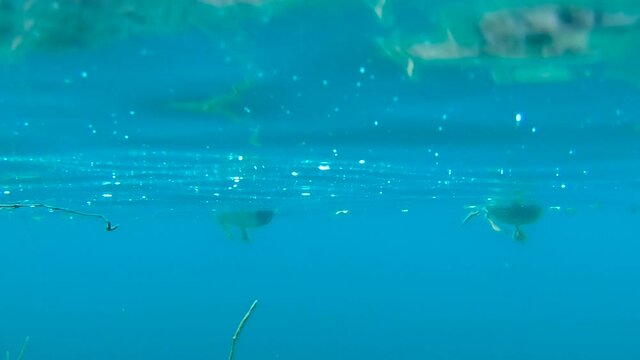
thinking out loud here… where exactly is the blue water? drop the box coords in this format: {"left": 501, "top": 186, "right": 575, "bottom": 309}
{"left": 1, "top": 1, "right": 640, "bottom": 359}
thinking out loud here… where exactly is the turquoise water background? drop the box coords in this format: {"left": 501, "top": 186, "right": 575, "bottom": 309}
{"left": 1, "top": 1, "right": 639, "bottom": 359}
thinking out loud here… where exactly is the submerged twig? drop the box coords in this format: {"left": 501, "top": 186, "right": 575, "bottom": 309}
{"left": 15, "top": 336, "right": 28, "bottom": 360}
{"left": 5, "top": 336, "right": 29, "bottom": 360}
{"left": 0, "top": 203, "right": 118, "bottom": 231}
{"left": 228, "top": 299, "right": 258, "bottom": 360}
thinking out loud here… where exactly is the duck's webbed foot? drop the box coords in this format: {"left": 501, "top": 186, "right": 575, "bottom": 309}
{"left": 462, "top": 209, "right": 482, "bottom": 226}
{"left": 486, "top": 217, "right": 502, "bottom": 232}
{"left": 513, "top": 226, "right": 527, "bottom": 242}
{"left": 220, "top": 223, "right": 235, "bottom": 240}
{"left": 240, "top": 227, "right": 251, "bottom": 242}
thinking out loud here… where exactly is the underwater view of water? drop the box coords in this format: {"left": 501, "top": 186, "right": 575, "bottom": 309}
{"left": 1, "top": 0, "right": 639, "bottom": 359}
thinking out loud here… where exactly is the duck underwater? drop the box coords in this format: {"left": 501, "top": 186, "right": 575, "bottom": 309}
{"left": 216, "top": 210, "right": 275, "bottom": 241}
{"left": 462, "top": 201, "right": 543, "bottom": 242}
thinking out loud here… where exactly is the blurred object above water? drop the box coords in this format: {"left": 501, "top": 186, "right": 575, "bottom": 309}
{"left": 0, "top": 0, "right": 294, "bottom": 57}
{"left": 375, "top": 0, "right": 640, "bottom": 84}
